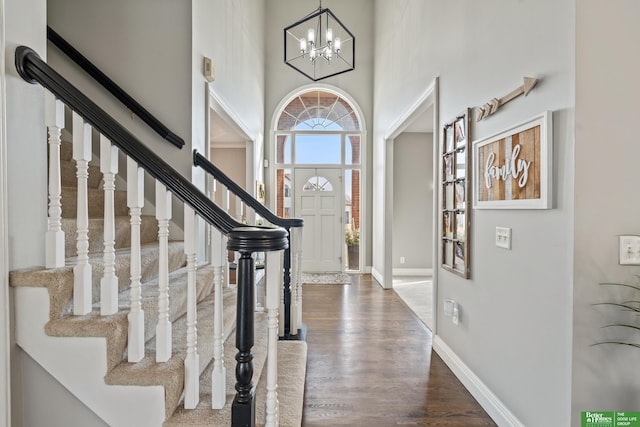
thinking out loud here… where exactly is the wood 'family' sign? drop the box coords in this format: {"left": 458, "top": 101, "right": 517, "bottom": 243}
{"left": 472, "top": 111, "right": 552, "bottom": 209}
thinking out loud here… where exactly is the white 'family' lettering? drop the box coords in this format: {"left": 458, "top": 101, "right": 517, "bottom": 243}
{"left": 484, "top": 144, "right": 531, "bottom": 189}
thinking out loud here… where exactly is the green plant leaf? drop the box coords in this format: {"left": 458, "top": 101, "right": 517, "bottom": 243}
{"left": 600, "top": 282, "right": 640, "bottom": 292}
{"left": 591, "top": 341, "right": 640, "bottom": 348}
{"left": 593, "top": 302, "right": 640, "bottom": 312}
{"left": 601, "top": 323, "right": 640, "bottom": 331}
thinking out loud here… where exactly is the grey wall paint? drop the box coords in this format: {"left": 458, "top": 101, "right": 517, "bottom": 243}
{"left": 21, "top": 350, "right": 107, "bottom": 427}
{"left": 373, "top": 1, "right": 574, "bottom": 425}
{"left": 211, "top": 147, "right": 246, "bottom": 218}
{"left": 393, "top": 132, "right": 433, "bottom": 269}
{"left": 265, "top": 0, "right": 374, "bottom": 268}
{"left": 573, "top": 1, "right": 640, "bottom": 424}
{"left": 48, "top": 0, "right": 193, "bottom": 176}
{"left": 6, "top": 0, "right": 46, "bottom": 271}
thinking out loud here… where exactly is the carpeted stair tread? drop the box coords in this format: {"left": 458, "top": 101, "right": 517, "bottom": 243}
{"left": 61, "top": 186, "right": 129, "bottom": 218}
{"left": 45, "top": 312, "right": 129, "bottom": 373}
{"left": 108, "top": 286, "right": 238, "bottom": 420}
{"left": 62, "top": 215, "right": 159, "bottom": 257}
{"left": 163, "top": 312, "right": 269, "bottom": 427}
{"left": 146, "top": 285, "right": 238, "bottom": 374}
{"left": 9, "top": 241, "right": 187, "bottom": 320}
{"left": 60, "top": 159, "right": 103, "bottom": 189}
{"left": 106, "top": 353, "right": 184, "bottom": 420}
{"left": 60, "top": 139, "right": 73, "bottom": 161}
{"left": 254, "top": 341, "right": 307, "bottom": 427}
{"left": 118, "top": 265, "right": 215, "bottom": 344}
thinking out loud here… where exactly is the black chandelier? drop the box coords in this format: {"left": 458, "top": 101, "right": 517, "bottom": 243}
{"left": 284, "top": 2, "right": 355, "bottom": 81}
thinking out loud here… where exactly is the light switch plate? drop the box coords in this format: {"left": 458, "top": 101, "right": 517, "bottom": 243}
{"left": 619, "top": 235, "right": 640, "bottom": 265}
{"left": 495, "top": 227, "right": 511, "bottom": 249}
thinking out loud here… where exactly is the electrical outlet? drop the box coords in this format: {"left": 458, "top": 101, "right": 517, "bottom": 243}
{"left": 495, "top": 227, "right": 512, "bottom": 249}
{"left": 400, "top": 256, "right": 405, "bottom": 264}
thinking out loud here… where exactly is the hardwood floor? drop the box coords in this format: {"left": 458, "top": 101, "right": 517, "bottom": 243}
{"left": 301, "top": 274, "right": 496, "bottom": 426}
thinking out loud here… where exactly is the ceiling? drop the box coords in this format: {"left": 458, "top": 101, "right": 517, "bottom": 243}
{"left": 209, "top": 109, "right": 246, "bottom": 147}
{"left": 402, "top": 104, "right": 434, "bottom": 134}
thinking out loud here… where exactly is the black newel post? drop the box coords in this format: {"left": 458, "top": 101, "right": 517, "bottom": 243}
{"left": 227, "top": 226, "right": 288, "bottom": 427}
{"left": 283, "top": 229, "right": 292, "bottom": 338}
{"left": 232, "top": 250, "right": 255, "bottom": 426}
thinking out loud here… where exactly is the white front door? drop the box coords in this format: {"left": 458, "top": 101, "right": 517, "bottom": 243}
{"left": 294, "top": 168, "right": 342, "bottom": 272}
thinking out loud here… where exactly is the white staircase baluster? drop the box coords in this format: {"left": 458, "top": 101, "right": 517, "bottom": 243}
{"left": 290, "top": 226, "right": 303, "bottom": 334}
{"left": 222, "top": 187, "right": 232, "bottom": 286}
{"left": 127, "top": 158, "right": 145, "bottom": 362}
{"left": 235, "top": 195, "right": 243, "bottom": 222}
{"left": 155, "top": 182, "right": 172, "bottom": 362}
{"left": 211, "top": 226, "right": 226, "bottom": 409}
{"left": 72, "top": 112, "right": 92, "bottom": 315}
{"left": 265, "top": 250, "right": 283, "bottom": 427}
{"left": 279, "top": 286, "right": 286, "bottom": 338}
{"left": 296, "top": 230, "right": 303, "bottom": 332}
{"left": 44, "top": 94, "right": 65, "bottom": 269}
{"left": 183, "top": 205, "right": 199, "bottom": 408}
{"left": 99, "top": 135, "right": 118, "bottom": 315}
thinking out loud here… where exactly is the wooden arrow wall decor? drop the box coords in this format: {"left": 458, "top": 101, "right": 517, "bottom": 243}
{"left": 476, "top": 76, "right": 540, "bottom": 122}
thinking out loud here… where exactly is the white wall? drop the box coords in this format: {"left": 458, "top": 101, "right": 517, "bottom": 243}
{"left": 393, "top": 132, "right": 432, "bottom": 270}
{"left": 374, "top": 1, "right": 575, "bottom": 425}
{"left": 573, "top": 1, "right": 640, "bottom": 424}
{"left": 193, "top": 0, "right": 266, "bottom": 189}
{"left": 265, "top": 0, "right": 374, "bottom": 268}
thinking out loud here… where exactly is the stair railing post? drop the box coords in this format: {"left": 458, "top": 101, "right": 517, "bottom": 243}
{"left": 282, "top": 234, "right": 292, "bottom": 338}
{"left": 265, "top": 250, "right": 283, "bottom": 427}
{"left": 72, "top": 112, "right": 92, "bottom": 315}
{"left": 289, "top": 227, "right": 300, "bottom": 334}
{"left": 155, "top": 182, "right": 172, "bottom": 362}
{"left": 227, "top": 226, "right": 288, "bottom": 427}
{"left": 44, "top": 93, "right": 65, "bottom": 269}
{"left": 183, "top": 205, "right": 200, "bottom": 409}
{"left": 127, "top": 157, "right": 145, "bottom": 362}
{"left": 99, "top": 135, "right": 119, "bottom": 315}
{"left": 211, "top": 225, "right": 226, "bottom": 409}
{"left": 292, "top": 226, "right": 304, "bottom": 335}
{"left": 232, "top": 249, "right": 256, "bottom": 427}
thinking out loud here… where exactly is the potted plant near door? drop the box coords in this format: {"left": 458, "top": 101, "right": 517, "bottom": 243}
{"left": 345, "top": 226, "right": 359, "bottom": 270}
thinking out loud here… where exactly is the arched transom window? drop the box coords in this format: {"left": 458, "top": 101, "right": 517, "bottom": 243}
{"left": 277, "top": 90, "right": 361, "bottom": 132}
{"left": 273, "top": 88, "right": 364, "bottom": 271}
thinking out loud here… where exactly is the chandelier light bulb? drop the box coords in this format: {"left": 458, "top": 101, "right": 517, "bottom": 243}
{"left": 326, "top": 28, "right": 333, "bottom": 43}
{"left": 307, "top": 28, "right": 315, "bottom": 45}
{"left": 300, "top": 38, "right": 307, "bottom": 53}
{"left": 334, "top": 37, "right": 341, "bottom": 53}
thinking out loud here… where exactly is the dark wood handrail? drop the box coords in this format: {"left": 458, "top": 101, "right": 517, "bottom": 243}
{"left": 15, "top": 45, "right": 286, "bottom": 241}
{"left": 193, "top": 150, "right": 303, "bottom": 229}
{"left": 47, "top": 26, "right": 185, "bottom": 149}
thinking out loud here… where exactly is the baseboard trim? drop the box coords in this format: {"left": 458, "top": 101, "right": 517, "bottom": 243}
{"left": 392, "top": 268, "right": 433, "bottom": 277}
{"left": 432, "top": 335, "right": 524, "bottom": 427}
{"left": 371, "top": 267, "right": 384, "bottom": 288}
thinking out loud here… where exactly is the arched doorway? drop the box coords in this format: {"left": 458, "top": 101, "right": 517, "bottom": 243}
{"left": 272, "top": 87, "right": 365, "bottom": 272}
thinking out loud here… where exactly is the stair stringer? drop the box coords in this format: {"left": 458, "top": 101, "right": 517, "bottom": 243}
{"left": 14, "top": 286, "right": 166, "bottom": 427}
